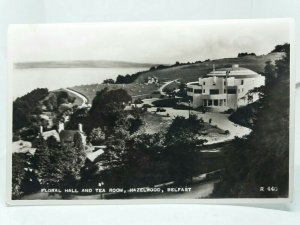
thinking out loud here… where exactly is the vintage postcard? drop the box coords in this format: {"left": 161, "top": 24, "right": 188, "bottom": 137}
{"left": 6, "top": 19, "right": 295, "bottom": 205}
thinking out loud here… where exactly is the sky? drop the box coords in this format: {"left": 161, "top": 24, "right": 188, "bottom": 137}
{"left": 8, "top": 19, "right": 291, "bottom": 65}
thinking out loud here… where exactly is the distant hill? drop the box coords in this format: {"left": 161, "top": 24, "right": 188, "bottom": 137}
{"left": 131, "top": 52, "right": 285, "bottom": 84}
{"left": 14, "top": 60, "right": 159, "bottom": 69}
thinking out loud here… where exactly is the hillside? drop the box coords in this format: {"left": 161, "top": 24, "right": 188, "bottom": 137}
{"left": 69, "top": 52, "right": 284, "bottom": 103}
{"left": 132, "top": 52, "right": 284, "bottom": 83}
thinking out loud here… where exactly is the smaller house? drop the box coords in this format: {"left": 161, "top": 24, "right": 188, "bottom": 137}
{"left": 146, "top": 76, "right": 159, "bottom": 84}
{"left": 39, "top": 122, "right": 86, "bottom": 146}
{"left": 59, "top": 123, "right": 86, "bottom": 145}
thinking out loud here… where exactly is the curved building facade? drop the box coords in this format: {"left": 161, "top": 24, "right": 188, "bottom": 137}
{"left": 187, "top": 64, "right": 265, "bottom": 111}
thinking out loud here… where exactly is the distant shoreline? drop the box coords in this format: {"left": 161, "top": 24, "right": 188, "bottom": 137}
{"left": 14, "top": 60, "right": 161, "bottom": 69}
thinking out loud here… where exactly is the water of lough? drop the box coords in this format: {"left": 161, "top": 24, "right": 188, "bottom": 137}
{"left": 13, "top": 67, "right": 148, "bottom": 98}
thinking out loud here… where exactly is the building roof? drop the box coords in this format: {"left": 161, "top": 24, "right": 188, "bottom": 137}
{"left": 12, "top": 140, "right": 37, "bottom": 155}
{"left": 86, "top": 149, "right": 104, "bottom": 162}
{"left": 207, "top": 65, "right": 260, "bottom": 78}
{"left": 41, "top": 130, "right": 60, "bottom": 142}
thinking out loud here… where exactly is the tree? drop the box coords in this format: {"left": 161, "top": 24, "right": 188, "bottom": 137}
{"left": 32, "top": 136, "right": 51, "bottom": 187}
{"left": 13, "top": 88, "right": 49, "bottom": 131}
{"left": 164, "top": 115, "right": 207, "bottom": 184}
{"left": 164, "top": 88, "right": 174, "bottom": 98}
{"left": 90, "top": 88, "right": 131, "bottom": 115}
{"left": 237, "top": 52, "right": 256, "bottom": 57}
{"left": 12, "top": 153, "right": 27, "bottom": 199}
{"left": 177, "top": 82, "right": 187, "bottom": 97}
{"left": 103, "top": 79, "right": 115, "bottom": 84}
{"left": 264, "top": 60, "right": 277, "bottom": 82}
{"left": 124, "top": 133, "right": 165, "bottom": 186}
{"left": 88, "top": 88, "right": 132, "bottom": 132}
{"left": 99, "top": 126, "right": 130, "bottom": 169}
{"left": 270, "top": 43, "right": 290, "bottom": 53}
{"left": 89, "top": 127, "right": 106, "bottom": 145}
{"left": 149, "top": 66, "right": 156, "bottom": 71}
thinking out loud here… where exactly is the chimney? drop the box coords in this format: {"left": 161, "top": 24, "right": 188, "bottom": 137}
{"left": 78, "top": 123, "right": 83, "bottom": 132}
{"left": 39, "top": 126, "right": 43, "bottom": 134}
{"left": 58, "top": 122, "right": 64, "bottom": 133}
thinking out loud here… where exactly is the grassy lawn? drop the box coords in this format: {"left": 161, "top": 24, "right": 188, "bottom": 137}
{"left": 70, "top": 83, "right": 162, "bottom": 103}
{"left": 137, "top": 112, "right": 172, "bottom": 134}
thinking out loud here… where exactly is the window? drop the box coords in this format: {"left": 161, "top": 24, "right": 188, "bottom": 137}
{"left": 224, "top": 81, "right": 227, "bottom": 85}
{"left": 224, "top": 89, "right": 227, "bottom": 93}
{"left": 219, "top": 100, "right": 223, "bottom": 106}
{"left": 227, "top": 89, "right": 237, "bottom": 94}
{"left": 209, "top": 89, "right": 219, "bottom": 95}
{"left": 203, "top": 89, "right": 205, "bottom": 93}
{"left": 203, "top": 100, "right": 207, "bottom": 106}
{"left": 194, "top": 89, "right": 202, "bottom": 94}
{"left": 203, "top": 82, "right": 205, "bottom": 85}
{"left": 241, "top": 80, "right": 244, "bottom": 85}
{"left": 208, "top": 100, "right": 212, "bottom": 106}
{"left": 224, "top": 99, "right": 226, "bottom": 103}
{"left": 187, "top": 88, "right": 193, "bottom": 92}
{"left": 213, "top": 100, "right": 218, "bottom": 106}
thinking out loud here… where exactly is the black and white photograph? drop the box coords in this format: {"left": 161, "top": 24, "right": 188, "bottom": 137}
{"left": 7, "top": 19, "right": 294, "bottom": 204}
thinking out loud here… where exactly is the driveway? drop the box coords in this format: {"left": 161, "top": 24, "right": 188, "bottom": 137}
{"left": 148, "top": 107, "right": 251, "bottom": 144}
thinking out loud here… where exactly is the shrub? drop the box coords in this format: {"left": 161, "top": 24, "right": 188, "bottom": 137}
{"left": 152, "top": 98, "right": 179, "bottom": 107}
{"left": 134, "top": 98, "right": 143, "bottom": 104}
{"left": 142, "top": 104, "right": 152, "bottom": 108}
{"left": 173, "top": 104, "right": 192, "bottom": 110}
{"left": 156, "top": 107, "right": 166, "bottom": 112}
{"left": 223, "top": 108, "right": 235, "bottom": 114}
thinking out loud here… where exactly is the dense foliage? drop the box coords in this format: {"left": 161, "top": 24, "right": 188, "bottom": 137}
{"left": 13, "top": 88, "right": 49, "bottom": 131}
{"left": 98, "top": 115, "right": 207, "bottom": 188}
{"left": 270, "top": 43, "right": 290, "bottom": 53}
{"left": 237, "top": 52, "right": 256, "bottom": 57}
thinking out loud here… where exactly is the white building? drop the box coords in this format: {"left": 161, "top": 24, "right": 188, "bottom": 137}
{"left": 187, "top": 64, "right": 265, "bottom": 111}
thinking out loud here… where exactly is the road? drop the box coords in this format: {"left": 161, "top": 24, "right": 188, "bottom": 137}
{"left": 63, "top": 88, "right": 89, "bottom": 107}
